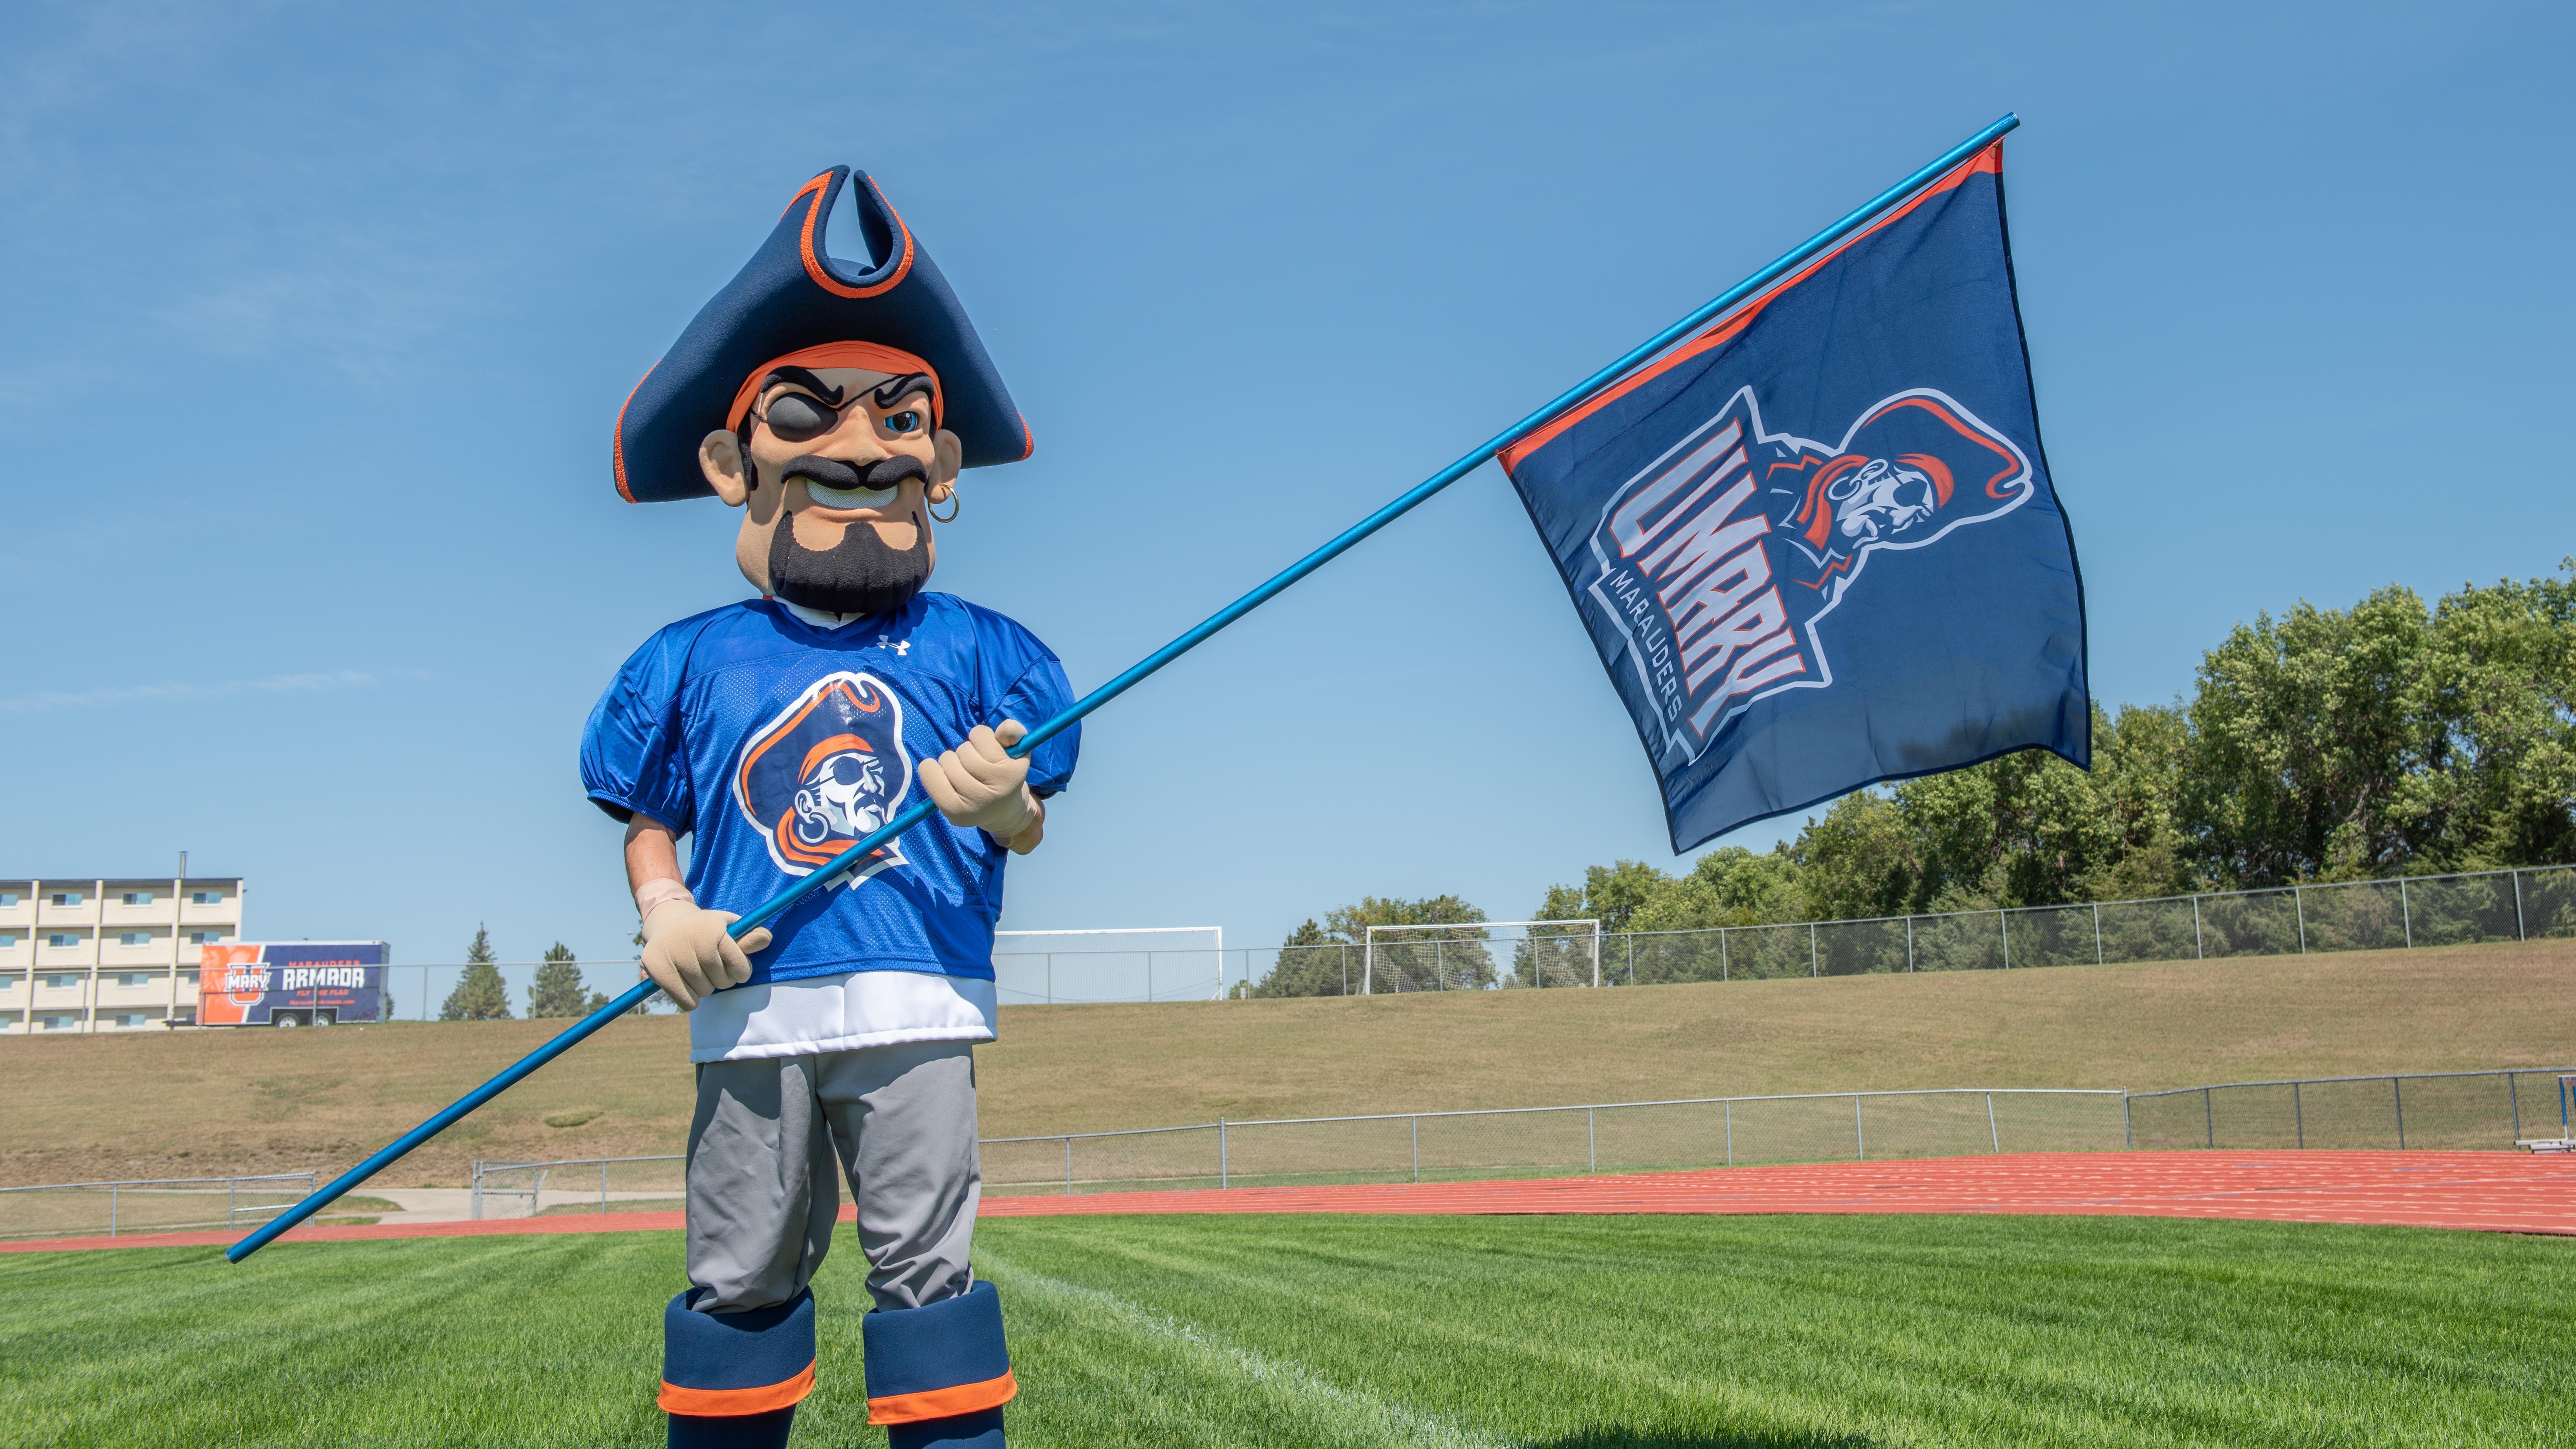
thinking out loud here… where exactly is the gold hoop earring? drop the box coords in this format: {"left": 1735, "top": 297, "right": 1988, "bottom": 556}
{"left": 928, "top": 489, "right": 960, "bottom": 524}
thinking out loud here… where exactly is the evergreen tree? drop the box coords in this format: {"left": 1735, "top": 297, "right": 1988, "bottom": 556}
{"left": 527, "top": 941, "right": 591, "bottom": 1018}
{"left": 439, "top": 924, "right": 512, "bottom": 1021}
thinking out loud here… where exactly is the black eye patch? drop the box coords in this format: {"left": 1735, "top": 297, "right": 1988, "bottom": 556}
{"left": 762, "top": 393, "right": 839, "bottom": 442}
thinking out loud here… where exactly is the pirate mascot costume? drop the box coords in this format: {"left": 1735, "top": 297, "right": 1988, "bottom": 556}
{"left": 583, "top": 168, "right": 1069, "bottom": 1449}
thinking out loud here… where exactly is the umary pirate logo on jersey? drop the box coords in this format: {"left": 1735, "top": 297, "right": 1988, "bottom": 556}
{"left": 735, "top": 671, "right": 912, "bottom": 887}
{"left": 1584, "top": 387, "right": 2034, "bottom": 767}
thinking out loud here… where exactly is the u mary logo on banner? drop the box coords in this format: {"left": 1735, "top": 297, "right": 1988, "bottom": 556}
{"left": 1583, "top": 385, "right": 2034, "bottom": 767}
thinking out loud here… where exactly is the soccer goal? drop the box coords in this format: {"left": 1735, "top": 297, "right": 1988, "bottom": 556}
{"left": 991, "top": 926, "right": 1226, "bottom": 1005}
{"left": 1361, "top": 920, "right": 1602, "bottom": 994}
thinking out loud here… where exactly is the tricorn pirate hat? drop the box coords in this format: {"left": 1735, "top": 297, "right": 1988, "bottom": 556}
{"left": 613, "top": 167, "right": 1031, "bottom": 503}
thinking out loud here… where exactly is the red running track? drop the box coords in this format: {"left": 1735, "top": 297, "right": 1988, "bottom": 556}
{"left": 9, "top": 1151, "right": 2572, "bottom": 1255}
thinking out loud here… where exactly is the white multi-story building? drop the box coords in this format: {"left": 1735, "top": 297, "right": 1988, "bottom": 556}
{"left": 0, "top": 878, "right": 245, "bottom": 1034}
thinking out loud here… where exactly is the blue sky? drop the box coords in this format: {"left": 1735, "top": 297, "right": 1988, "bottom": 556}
{"left": 2, "top": 0, "right": 2569, "bottom": 975}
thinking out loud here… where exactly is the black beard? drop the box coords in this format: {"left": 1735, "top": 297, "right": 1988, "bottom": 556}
{"left": 766, "top": 455, "right": 932, "bottom": 616}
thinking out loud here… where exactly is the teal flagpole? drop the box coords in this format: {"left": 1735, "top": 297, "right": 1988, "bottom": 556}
{"left": 228, "top": 113, "right": 2019, "bottom": 1262}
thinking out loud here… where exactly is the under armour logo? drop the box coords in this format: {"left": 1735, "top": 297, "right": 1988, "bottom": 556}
{"left": 877, "top": 635, "right": 911, "bottom": 656}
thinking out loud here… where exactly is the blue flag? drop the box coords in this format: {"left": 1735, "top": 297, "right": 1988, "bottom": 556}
{"left": 1500, "top": 143, "right": 2086, "bottom": 853}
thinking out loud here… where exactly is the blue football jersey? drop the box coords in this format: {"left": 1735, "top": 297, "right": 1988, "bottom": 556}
{"left": 581, "top": 593, "right": 1079, "bottom": 986}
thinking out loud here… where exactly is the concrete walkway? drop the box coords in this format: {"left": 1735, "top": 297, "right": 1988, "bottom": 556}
{"left": 370, "top": 1187, "right": 680, "bottom": 1226}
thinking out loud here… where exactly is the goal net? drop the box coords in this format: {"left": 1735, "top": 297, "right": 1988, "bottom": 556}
{"left": 991, "top": 926, "right": 1226, "bottom": 1005}
{"left": 1361, "top": 920, "right": 1601, "bottom": 993}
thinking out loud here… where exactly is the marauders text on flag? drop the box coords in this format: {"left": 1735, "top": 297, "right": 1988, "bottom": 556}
{"left": 1501, "top": 141, "right": 2086, "bottom": 852}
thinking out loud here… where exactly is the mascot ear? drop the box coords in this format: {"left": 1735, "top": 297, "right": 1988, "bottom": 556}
{"left": 931, "top": 429, "right": 963, "bottom": 491}
{"left": 701, "top": 429, "right": 753, "bottom": 506}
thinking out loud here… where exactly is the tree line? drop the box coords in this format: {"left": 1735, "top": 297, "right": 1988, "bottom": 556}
{"left": 1256, "top": 567, "right": 2576, "bottom": 994}
{"left": 437, "top": 924, "right": 612, "bottom": 1020}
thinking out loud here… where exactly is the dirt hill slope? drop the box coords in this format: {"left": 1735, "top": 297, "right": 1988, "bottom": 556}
{"left": 2, "top": 939, "right": 2564, "bottom": 1187}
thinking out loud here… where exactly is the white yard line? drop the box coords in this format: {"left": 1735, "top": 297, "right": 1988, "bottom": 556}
{"left": 978, "top": 1253, "right": 1510, "bottom": 1449}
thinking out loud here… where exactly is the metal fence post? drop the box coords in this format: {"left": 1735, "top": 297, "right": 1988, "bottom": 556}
{"left": 2515, "top": 870, "right": 2528, "bottom": 941}
{"left": 1810, "top": 923, "right": 1819, "bottom": 978}
{"left": 1720, "top": 928, "right": 1729, "bottom": 982}
{"left": 1853, "top": 1095, "right": 1865, "bottom": 1160}
{"left": 2000, "top": 909, "right": 2011, "bottom": 968}
{"left": 1587, "top": 1107, "right": 1597, "bottom": 1172}
{"left": 601, "top": 1161, "right": 610, "bottom": 1214}
{"left": 1906, "top": 916, "right": 1916, "bottom": 972}
{"left": 1987, "top": 1092, "right": 1999, "bottom": 1152}
{"left": 1411, "top": 1116, "right": 1420, "bottom": 1182}
{"left": 2293, "top": 1081, "right": 2304, "bottom": 1150}
{"left": 2093, "top": 902, "right": 2103, "bottom": 965}
{"left": 2204, "top": 1087, "right": 2214, "bottom": 1149}
{"left": 1218, "top": 1116, "right": 1227, "bottom": 1188}
{"left": 2393, "top": 1077, "right": 2405, "bottom": 1150}
{"left": 1626, "top": 934, "right": 1635, "bottom": 987}
{"left": 2399, "top": 879, "right": 2412, "bottom": 948}
{"left": 2510, "top": 1073, "right": 2521, "bottom": 1141}
{"left": 1725, "top": 1101, "right": 1734, "bottom": 1166}
{"left": 1063, "top": 1137, "right": 1073, "bottom": 1195}
{"left": 2193, "top": 895, "right": 2204, "bottom": 959}
{"left": 2123, "top": 1094, "right": 2133, "bottom": 1150}
{"left": 109, "top": 1184, "right": 117, "bottom": 1237}
{"left": 2295, "top": 887, "right": 2307, "bottom": 953}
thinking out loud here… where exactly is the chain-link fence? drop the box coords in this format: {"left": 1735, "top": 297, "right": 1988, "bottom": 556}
{"left": 1245, "top": 862, "right": 2576, "bottom": 993}
{"left": 469, "top": 1155, "right": 689, "bottom": 1219}
{"left": 980, "top": 1089, "right": 2127, "bottom": 1197}
{"left": 2125, "top": 1068, "right": 2576, "bottom": 1151}
{"left": 455, "top": 1090, "right": 2121, "bottom": 1214}
{"left": 0, "top": 1172, "right": 317, "bottom": 1240}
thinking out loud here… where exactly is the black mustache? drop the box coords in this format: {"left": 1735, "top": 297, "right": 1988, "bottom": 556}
{"left": 781, "top": 454, "right": 926, "bottom": 494}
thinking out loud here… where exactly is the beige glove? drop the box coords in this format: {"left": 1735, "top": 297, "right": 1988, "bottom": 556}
{"left": 918, "top": 720, "right": 1040, "bottom": 841}
{"left": 637, "top": 897, "right": 772, "bottom": 1011}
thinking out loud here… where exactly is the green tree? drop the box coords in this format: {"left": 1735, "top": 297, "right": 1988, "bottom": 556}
{"left": 1251, "top": 895, "right": 1490, "bottom": 994}
{"left": 439, "top": 924, "right": 512, "bottom": 1021}
{"left": 1249, "top": 919, "right": 1348, "bottom": 997}
{"left": 527, "top": 941, "right": 593, "bottom": 1018}
{"left": 2181, "top": 587, "right": 2435, "bottom": 884}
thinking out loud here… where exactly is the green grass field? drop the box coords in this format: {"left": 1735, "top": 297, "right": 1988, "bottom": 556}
{"left": 4, "top": 1214, "right": 2569, "bottom": 1447}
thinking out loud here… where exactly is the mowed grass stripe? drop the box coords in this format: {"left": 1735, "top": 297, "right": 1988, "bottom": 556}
{"left": 980, "top": 1249, "right": 1510, "bottom": 1449}
{"left": 2, "top": 1214, "right": 2570, "bottom": 1447}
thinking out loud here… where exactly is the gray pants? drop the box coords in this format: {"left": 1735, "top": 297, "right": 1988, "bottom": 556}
{"left": 685, "top": 1039, "right": 982, "bottom": 1316}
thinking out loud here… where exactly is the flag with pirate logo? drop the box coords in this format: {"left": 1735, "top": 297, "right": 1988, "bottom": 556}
{"left": 1500, "top": 141, "right": 2086, "bottom": 853}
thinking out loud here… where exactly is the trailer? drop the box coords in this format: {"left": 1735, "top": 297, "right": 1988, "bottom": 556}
{"left": 196, "top": 942, "right": 390, "bottom": 1026}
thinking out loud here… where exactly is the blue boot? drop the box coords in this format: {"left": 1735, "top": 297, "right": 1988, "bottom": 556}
{"left": 661, "top": 1287, "right": 816, "bottom": 1449}
{"left": 865, "top": 1281, "right": 1014, "bottom": 1448}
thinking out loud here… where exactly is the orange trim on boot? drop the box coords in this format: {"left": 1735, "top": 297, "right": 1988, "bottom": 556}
{"left": 866, "top": 1368, "right": 1018, "bottom": 1425}
{"left": 658, "top": 1361, "right": 816, "bottom": 1416}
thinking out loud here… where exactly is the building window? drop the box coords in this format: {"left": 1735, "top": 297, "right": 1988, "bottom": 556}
{"left": 189, "top": 931, "right": 225, "bottom": 945}
{"left": 123, "top": 891, "right": 152, "bottom": 906}
{"left": 0, "top": 974, "right": 18, "bottom": 989}
{"left": 39, "top": 1014, "right": 74, "bottom": 1031}
{"left": 114, "top": 1012, "right": 150, "bottom": 1027}
{"left": 119, "top": 932, "right": 149, "bottom": 947}
{"left": 46, "top": 934, "right": 77, "bottom": 949}
{"left": 42, "top": 974, "right": 81, "bottom": 990}
{"left": 192, "top": 891, "right": 222, "bottom": 906}
{"left": 0, "top": 892, "right": 17, "bottom": 906}
{"left": 116, "top": 972, "right": 152, "bottom": 987}
{"left": 0, "top": 934, "right": 15, "bottom": 948}
{"left": 51, "top": 891, "right": 83, "bottom": 907}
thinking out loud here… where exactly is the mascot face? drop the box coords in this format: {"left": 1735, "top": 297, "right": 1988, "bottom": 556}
{"left": 697, "top": 365, "right": 965, "bottom": 616}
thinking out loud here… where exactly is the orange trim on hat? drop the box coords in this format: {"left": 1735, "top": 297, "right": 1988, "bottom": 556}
{"left": 725, "top": 343, "right": 945, "bottom": 435}
{"left": 792, "top": 171, "right": 915, "bottom": 300}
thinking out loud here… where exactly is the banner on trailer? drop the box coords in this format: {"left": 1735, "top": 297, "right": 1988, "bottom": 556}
{"left": 197, "top": 942, "right": 389, "bottom": 1025}
{"left": 1499, "top": 141, "right": 2086, "bottom": 853}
